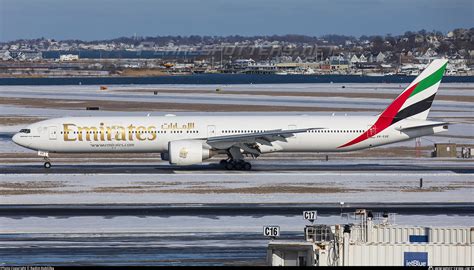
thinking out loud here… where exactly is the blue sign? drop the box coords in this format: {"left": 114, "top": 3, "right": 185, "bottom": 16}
{"left": 409, "top": 235, "right": 429, "bottom": 243}
{"left": 404, "top": 252, "right": 428, "bottom": 266}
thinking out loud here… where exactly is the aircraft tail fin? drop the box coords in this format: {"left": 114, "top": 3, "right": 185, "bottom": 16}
{"left": 338, "top": 59, "right": 448, "bottom": 149}
{"left": 379, "top": 59, "right": 448, "bottom": 124}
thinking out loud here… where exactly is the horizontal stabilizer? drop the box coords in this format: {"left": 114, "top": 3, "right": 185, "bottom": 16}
{"left": 395, "top": 122, "right": 449, "bottom": 132}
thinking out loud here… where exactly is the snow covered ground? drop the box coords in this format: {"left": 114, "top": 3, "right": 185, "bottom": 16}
{"left": 1, "top": 172, "right": 472, "bottom": 205}
{"left": 2, "top": 213, "right": 472, "bottom": 235}
{"left": 0, "top": 84, "right": 472, "bottom": 112}
{"left": 1, "top": 82, "right": 474, "bottom": 95}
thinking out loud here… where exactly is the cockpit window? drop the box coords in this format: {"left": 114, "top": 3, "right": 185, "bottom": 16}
{"left": 19, "top": 129, "right": 31, "bottom": 133}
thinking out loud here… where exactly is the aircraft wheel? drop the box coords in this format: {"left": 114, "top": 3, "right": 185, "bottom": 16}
{"left": 219, "top": 159, "right": 228, "bottom": 166}
{"left": 243, "top": 162, "right": 252, "bottom": 171}
{"left": 225, "top": 162, "right": 234, "bottom": 170}
{"left": 234, "top": 161, "right": 243, "bottom": 170}
{"left": 44, "top": 162, "right": 51, "bottom": 169}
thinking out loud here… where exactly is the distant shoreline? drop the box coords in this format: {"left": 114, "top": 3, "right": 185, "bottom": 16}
{"left": 0, "top": 74, "right": 473, "bottom": 85}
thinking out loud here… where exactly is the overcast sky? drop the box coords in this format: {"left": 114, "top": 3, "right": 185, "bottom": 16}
{"left": 0, "top": 0, "right": 472, "bottom": 42}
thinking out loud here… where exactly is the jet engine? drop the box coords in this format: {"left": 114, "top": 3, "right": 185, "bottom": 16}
{"left": 168, "top": 140, "right": 215, "bottom": 165}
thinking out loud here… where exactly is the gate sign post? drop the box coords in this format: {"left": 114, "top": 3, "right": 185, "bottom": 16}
{"left": 263, "top": 226, "right": 280, "bottom": 238}
{"left": 303, "top": 210, "right": 317, "bottom": 223}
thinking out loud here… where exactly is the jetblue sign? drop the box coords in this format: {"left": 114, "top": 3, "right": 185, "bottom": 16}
{"left": 404, "top": 252, "right": 428, "bottom": 266}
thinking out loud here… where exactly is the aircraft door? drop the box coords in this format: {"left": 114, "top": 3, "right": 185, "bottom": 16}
{"left": 49, "top": 126, "right": 57, "bottom": 140}
{"left": 207, "top": 125, "right": 216, "bottom": 137}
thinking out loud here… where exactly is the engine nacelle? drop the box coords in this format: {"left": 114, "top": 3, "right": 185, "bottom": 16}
{"left": 168, "top": 140, "right": 215, "bottom": 165}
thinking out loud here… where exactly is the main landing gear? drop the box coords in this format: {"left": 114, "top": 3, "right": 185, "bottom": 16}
{"left": 220, "top": 159, "right": 252, "bottom": 171}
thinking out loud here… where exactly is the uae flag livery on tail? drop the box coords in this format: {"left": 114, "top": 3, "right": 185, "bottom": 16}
{"left": 339, "top": 59, "right": 448, "bottom": 148}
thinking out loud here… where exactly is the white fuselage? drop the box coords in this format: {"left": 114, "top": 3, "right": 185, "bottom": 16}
{"left": 12, "top": 115, "right": 445, "bottom": 154}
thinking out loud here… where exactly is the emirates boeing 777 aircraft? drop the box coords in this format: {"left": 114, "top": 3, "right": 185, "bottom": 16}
{"left": 13, "top": 59, "right": 449, "bottom": 170}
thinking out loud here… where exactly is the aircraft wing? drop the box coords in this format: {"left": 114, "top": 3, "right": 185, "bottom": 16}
{"left": 206, "top": 128, "right": 322, "bottom": 155}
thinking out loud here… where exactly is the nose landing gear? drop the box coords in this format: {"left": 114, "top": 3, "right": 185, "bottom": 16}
{"left": 38, "top": 151, "right": 51, "bottom": 169}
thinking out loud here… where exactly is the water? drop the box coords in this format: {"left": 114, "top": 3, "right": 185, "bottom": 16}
{"left": 0, "top": 74, "right": 473, "bottom": 86}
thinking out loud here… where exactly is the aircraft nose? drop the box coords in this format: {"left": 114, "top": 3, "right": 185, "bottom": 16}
{"left": 12, "top": 133, "right": 24, "bottom": 146}
{"left": 12, "top": 133, "right": 19, "bottom": 144}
